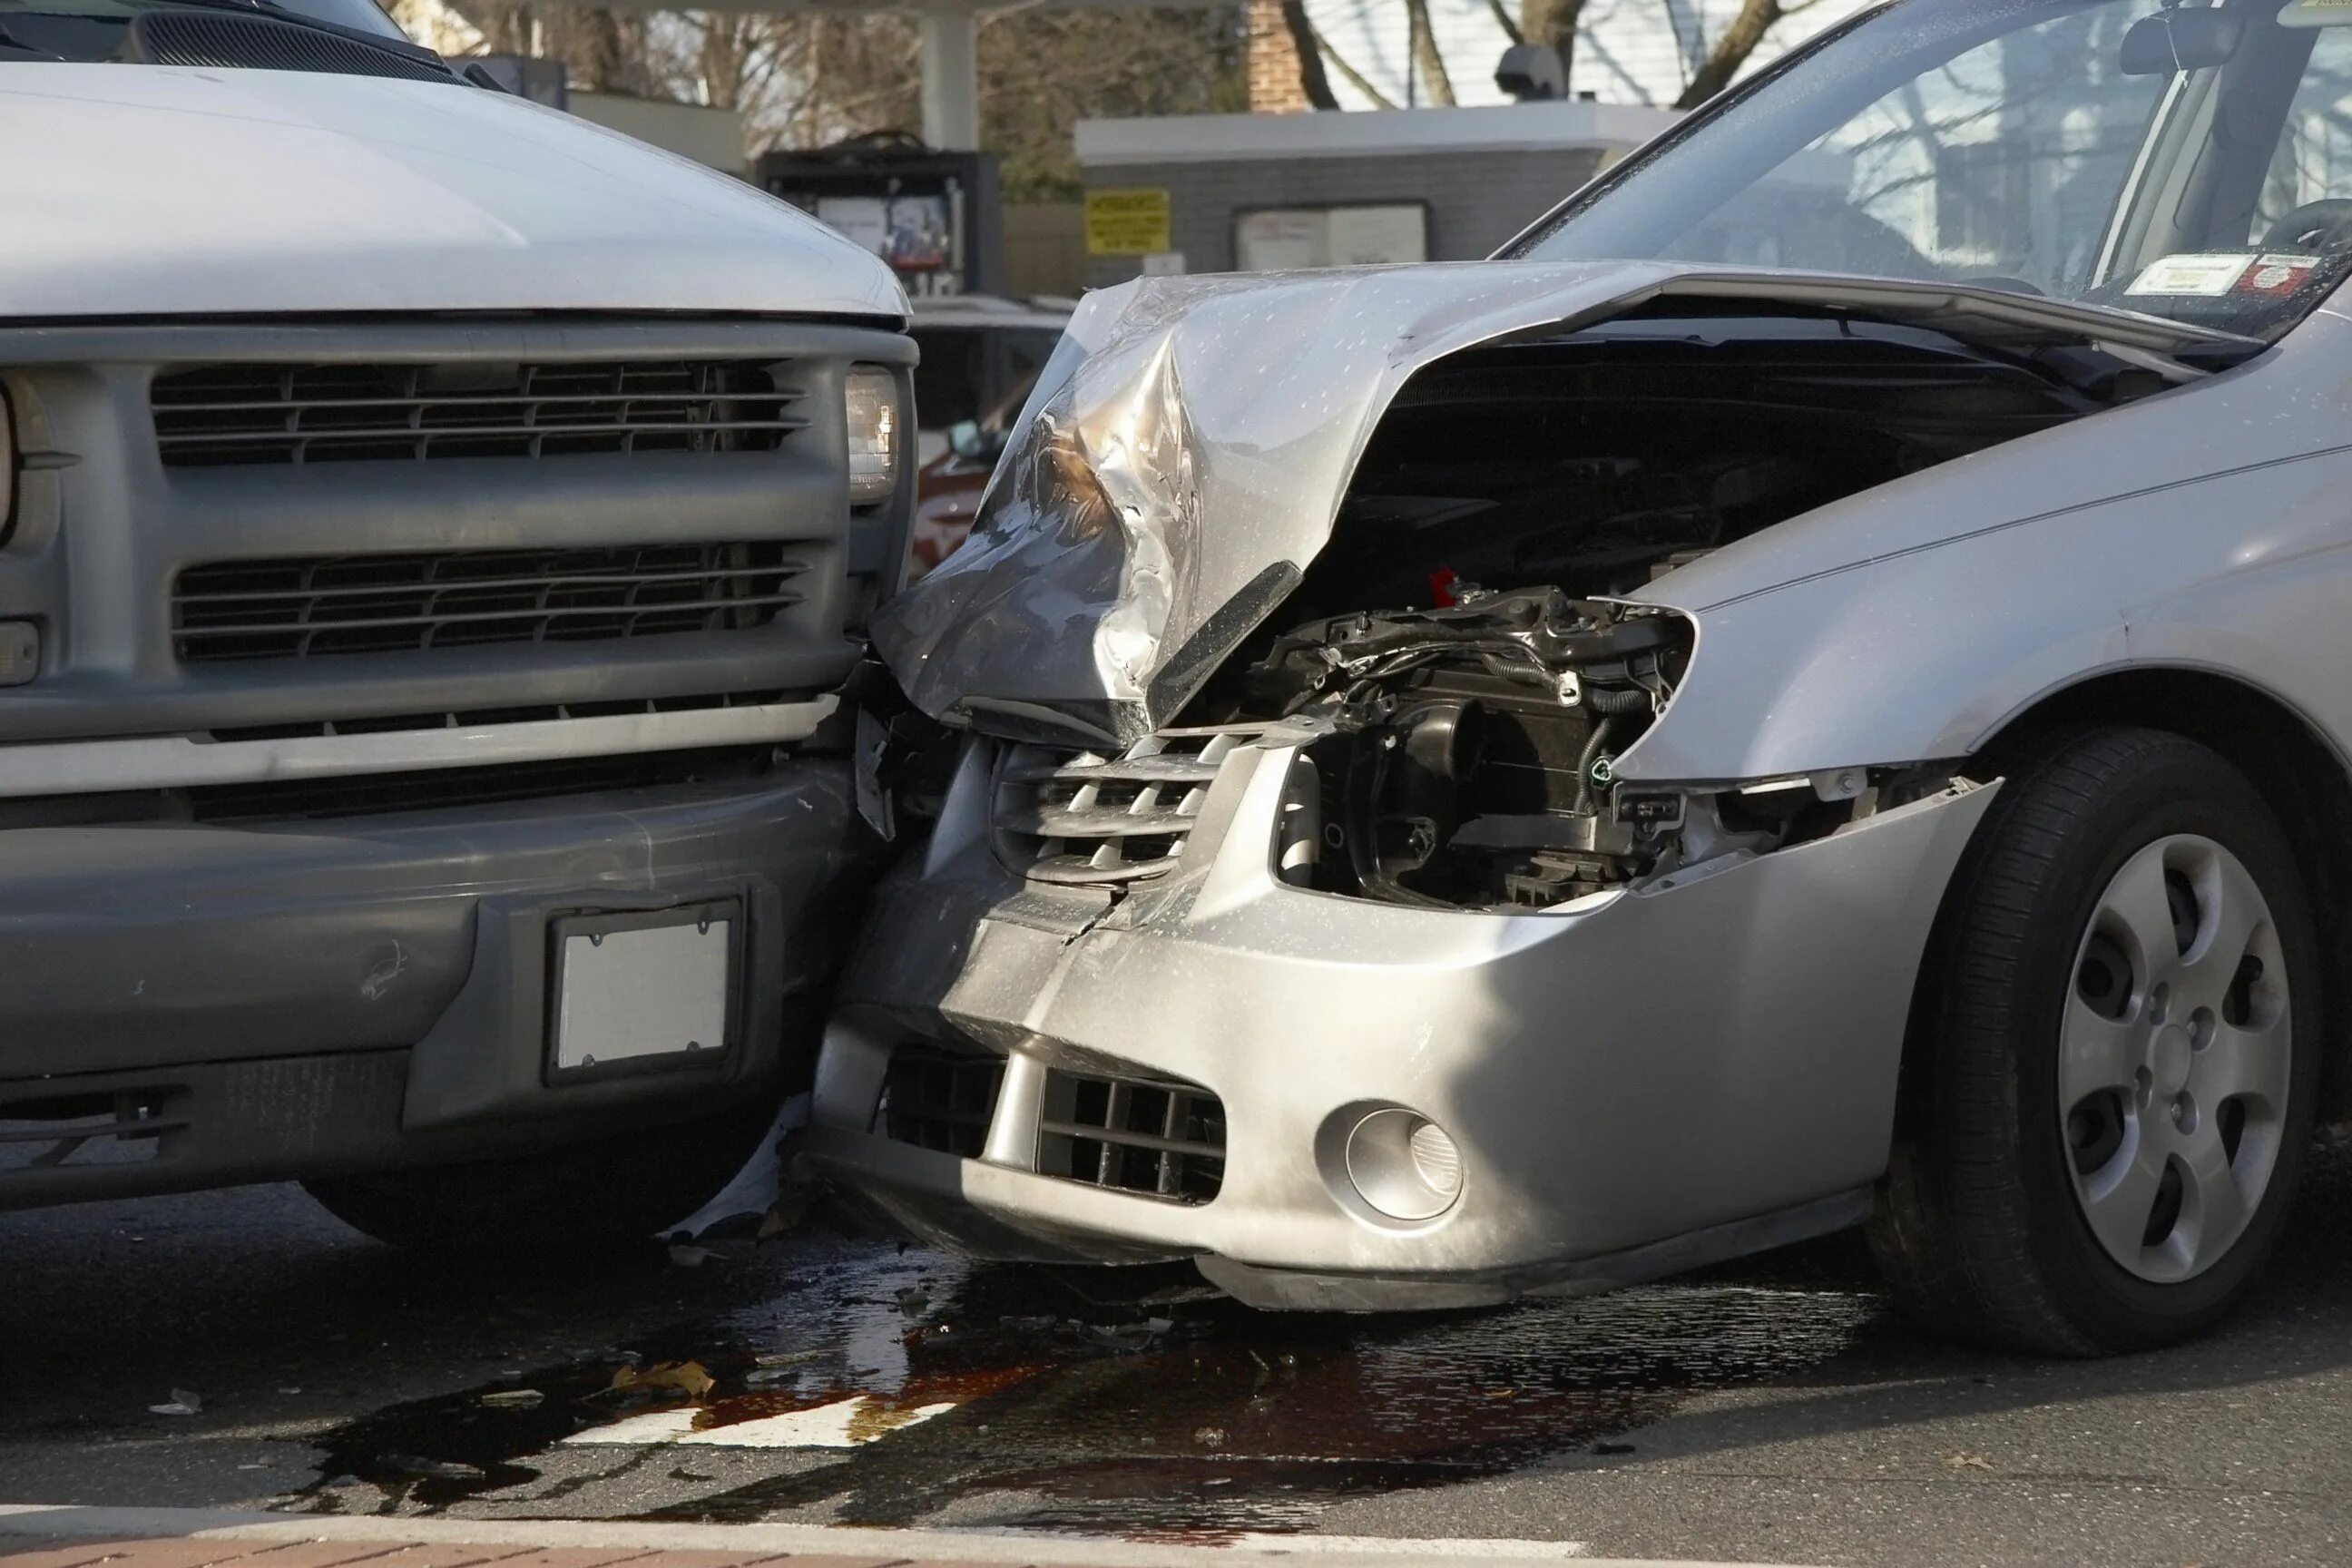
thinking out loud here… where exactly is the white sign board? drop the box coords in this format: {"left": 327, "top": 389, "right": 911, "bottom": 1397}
{"left": 1236, "top": 204, "right": 1427, "bottom": 271}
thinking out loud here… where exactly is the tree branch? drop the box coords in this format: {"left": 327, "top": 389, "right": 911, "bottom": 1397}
{"left": 1279, "top": 0, "right": 1339, "bottom": 109}
{"left": 1406, "top": 0, "right": 1457, "bottom": 105}
{"left": 1673, "top": 0, "right": 1779, "bottom": 109}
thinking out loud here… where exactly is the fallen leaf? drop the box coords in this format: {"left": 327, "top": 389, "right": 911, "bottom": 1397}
{"left": 1945, "top": 1451, "right": 1994, "bottom": 1472}
{"left": 607, "top": 1360, "right": 714, "bottom": 1401}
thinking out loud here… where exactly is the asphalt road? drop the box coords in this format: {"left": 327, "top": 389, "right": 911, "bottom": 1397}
{"left": 4, "top": 1150, "right": 2352, "bottom": 1568}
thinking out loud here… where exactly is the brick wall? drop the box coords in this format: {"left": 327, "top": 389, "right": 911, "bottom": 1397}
{"left": 1247, "top": 0, "right": 1310, "bottom": 114}
{"left": 1083, "top": 145, "right": 1607, "bottom": 286}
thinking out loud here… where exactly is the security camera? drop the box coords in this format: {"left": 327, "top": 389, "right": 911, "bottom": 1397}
{"left": 1495, "top": 44, "right": 1564, "bottom": 101}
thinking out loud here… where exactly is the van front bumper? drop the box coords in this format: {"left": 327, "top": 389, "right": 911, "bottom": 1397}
{"left": 808, "top": 737, "right": 1995, "bottom": 1310}
{"left": 0, "top": 763, "right": 879, "bottom": 1209}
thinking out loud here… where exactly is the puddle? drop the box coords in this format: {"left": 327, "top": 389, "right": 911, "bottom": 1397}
{"left": 298, "top": 1233, "right": 1889, "bottom": 1534}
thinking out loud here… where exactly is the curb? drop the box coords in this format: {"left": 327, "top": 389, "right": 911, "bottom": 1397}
{"left": 0, "top": 1505, "right": 1806, "bottom": 1568}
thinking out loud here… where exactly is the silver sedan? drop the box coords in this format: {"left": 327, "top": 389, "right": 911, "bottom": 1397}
{"left": 815, "top": 0, "right": 2352, "bottom": 1355}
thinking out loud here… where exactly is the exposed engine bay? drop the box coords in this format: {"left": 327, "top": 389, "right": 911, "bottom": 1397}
{"left": 1168, "top": 306, "right": 2165, "bottom": 909}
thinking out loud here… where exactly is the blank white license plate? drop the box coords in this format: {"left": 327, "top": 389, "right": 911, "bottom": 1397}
{"left": 552, "top": 911, "right": 735, "bottom": 1074}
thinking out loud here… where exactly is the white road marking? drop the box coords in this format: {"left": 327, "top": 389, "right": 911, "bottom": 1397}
{"left": 0, "top": 1505, "right": 1788, "bottom": 1567}
{"left": 561, "top": 1394, "right": 959, "bottom": 1448}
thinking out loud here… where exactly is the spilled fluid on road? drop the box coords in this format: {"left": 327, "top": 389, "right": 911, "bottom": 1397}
{"left": 299, "top": 1231, "right": 1887, "bottom": 1534}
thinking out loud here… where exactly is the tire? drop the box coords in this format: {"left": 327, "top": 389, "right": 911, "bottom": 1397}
{"left": 304, "top": 1099, "right": 779, "bottom": 1255}
{"left": 1868, "top": 727, "right": 2321, "bottom": 1355}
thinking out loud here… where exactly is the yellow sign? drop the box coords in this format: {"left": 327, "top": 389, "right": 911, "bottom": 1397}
{"left": 1085, "top": 188, "right": 1171, "bottom": 257}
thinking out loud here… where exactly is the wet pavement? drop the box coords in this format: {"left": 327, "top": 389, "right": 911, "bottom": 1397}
{"left": 5, "top": 1152, "right": 2352, "bottom": 1565}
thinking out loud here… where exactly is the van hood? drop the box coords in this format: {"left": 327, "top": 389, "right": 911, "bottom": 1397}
{"left": 872, "top": 260, "right": 2259, "bottom": 747}
{"left": 0, "top": 64, "right": 906, "bottom": 319}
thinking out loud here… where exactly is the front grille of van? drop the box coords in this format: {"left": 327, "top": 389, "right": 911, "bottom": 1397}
{"left": 172, "top": 544, "right": 808, "bottom": 662}
{"left": 1037, "top": 1067, "right": 1225, "bottom": 1204}
{"left": 151, "top": 359, "right": 802, "bottom": 466}
{"left": 187, "top": 744, "right": 773, "bottom": 822}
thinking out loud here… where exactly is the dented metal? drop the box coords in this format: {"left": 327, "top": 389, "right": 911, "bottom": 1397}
{"left": 872, "top": 261, "right": 2254, "bottom": 748}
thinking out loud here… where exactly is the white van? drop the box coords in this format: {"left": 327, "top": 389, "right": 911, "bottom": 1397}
{"left": 0, "top": 12, "right": 915, "bottom": 1250}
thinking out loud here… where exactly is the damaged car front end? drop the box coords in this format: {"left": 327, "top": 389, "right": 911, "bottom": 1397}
{"left": 815, "top": 0, "right": 2352, "bottom": 1348}
{"left": 809, "top": 264, "right": 2254, "bottom": 1310}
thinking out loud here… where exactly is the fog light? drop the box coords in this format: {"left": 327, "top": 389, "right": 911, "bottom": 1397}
{"left": 1345, "top": 1107, "right": 1464, "bottom": 1221}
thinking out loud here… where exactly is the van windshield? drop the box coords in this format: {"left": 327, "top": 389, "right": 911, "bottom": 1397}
{"left": 1513, "top": 0, "right": 2352, "bottom": 338}
{"left": 0, "top": 0, "right": 412, "bottom": 59}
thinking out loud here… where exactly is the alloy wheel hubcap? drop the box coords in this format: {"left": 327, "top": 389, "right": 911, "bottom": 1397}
{"left": 2060, "top": 834, "right": 2290, "bottom": 1284}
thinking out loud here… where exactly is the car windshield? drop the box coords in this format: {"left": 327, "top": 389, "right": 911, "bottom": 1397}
{"left": 1514, "top": 0, "right": 2352, "bottom": 338}
{"left": 0, "top": 0, "right": 410, "bottom": 58}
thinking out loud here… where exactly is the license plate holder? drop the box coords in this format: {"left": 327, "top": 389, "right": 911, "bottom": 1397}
{"left": 546, "top": 900, "right": 740, "bottom": 1083}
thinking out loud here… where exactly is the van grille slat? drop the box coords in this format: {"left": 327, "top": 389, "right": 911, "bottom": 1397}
{"left": 173, "top": 544, "right": 808, "bottom": 662}
{"left": 152, "top": 359, "right": 804, "bottom": 466}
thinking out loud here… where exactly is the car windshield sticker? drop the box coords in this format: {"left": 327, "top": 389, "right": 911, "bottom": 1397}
{"left": 2128, "top": 253, "right": 2255, "bottom": 296}
{"left": 2237, "top": 253, "right": 2321, "bottom": 297}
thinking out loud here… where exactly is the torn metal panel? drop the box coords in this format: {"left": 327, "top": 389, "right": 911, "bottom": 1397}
{"left": 871, "top": 260, "right": 2257, "bottom": 747}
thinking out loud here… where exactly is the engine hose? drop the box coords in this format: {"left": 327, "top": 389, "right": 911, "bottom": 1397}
{"left": 1583, "top": 685, "right": 1653, "bottom": 714}
{"left": 1572, "top": 715, "right": 1618, "bottom": 817}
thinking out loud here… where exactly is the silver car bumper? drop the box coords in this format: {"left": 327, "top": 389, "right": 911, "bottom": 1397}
{"left": 808, "top": 736, "right": 1997, "bottom": 1309}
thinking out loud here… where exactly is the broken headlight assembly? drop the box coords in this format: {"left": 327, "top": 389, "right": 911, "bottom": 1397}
{"left": 1225, "top": 587, "right": 1917, "bottom": 912}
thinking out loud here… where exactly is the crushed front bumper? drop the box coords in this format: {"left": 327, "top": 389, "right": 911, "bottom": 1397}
{"left": 808, "top": 736, "right": 1997, "bottom": 1309}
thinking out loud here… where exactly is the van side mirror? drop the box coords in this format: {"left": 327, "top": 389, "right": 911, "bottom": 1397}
{"left": 2120, "top": 8, "right": 2246, "bottom": 74}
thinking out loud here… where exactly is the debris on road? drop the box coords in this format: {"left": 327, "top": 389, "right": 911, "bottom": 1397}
{"left": 147, "top": 1389, "right": 201, "bottom": 1416}
{"left": 607, "top": 1360, "right": 715, "bottom": 1401}
{"left": 477, "top": 1389, "right": 544, "bottom": 1409}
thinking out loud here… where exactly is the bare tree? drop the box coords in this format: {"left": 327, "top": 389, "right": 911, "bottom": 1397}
{"left": 1519, "top": 0, "right": 1583, "bottom": 94}
{"left": 1283, "top": 3, "right": 1400, "bottom": 109}
{"left": 1673, "top": 0, "right": 1823, "bottom": 108}
{"left": 1268, "top": 0, "right": 1815, "bottom": 111}
{"left": 1279, "top": 0, "right": 1342, "bottom": 110}
{"left": 1405, "top": 0, "right": 1456, "bottom": 104}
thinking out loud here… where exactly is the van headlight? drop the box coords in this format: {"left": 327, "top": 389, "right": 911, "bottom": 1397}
{"left": 845, "top": 365, "right": 900, "bottom": 506}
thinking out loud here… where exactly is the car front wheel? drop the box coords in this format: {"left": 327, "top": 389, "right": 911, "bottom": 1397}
{"left": 1869, "top": 726, "right": 2319, "bottom": 1355}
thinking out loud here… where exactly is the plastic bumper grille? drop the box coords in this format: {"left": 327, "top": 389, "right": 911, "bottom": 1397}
{"left": 172, "top": 544, "right": 808, "bottom": 662}
{"left": 151, "top": 359, "right": 802, "bottom": 466}
{"left": 994, "top": 730, "right": 1257, "bottom": 887}
{"left": 1038, "top": 1068, "right": 1225, "bottom": 1204}
{"left": 879, "top": 1046, "right": 1006, "bottom": 1160}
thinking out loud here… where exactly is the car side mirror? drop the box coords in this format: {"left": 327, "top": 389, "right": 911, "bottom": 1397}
{"left": 948, "top": 419, "right": 1006, "bottom": 463}
{"left": 2120, "top": 7, "right": 2246, "bottom": 74}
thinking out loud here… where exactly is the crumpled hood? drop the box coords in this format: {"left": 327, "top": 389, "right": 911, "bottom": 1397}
{"left": 873, "top": 259, "right": 2254, "bottom": 746}
{"left": 0, "top": 64, "right": 905, "bottom": 319}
